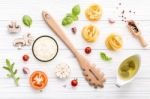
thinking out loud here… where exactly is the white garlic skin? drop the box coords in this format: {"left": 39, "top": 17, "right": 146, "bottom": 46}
{"left": 55, "top": 63, "right": 71, "bottom": 79}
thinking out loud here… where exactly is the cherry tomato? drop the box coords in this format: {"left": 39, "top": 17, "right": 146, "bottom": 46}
{"left": 71, "top": 79, "right": 78, "bottom": 87}
{"left": 30, "top": 71, "right": 48, "bottom": 90}
{"left": 22, "top": 55, "right": 29, "bottom": 61}
{"left": 84, "top": 47, "right": 92, "bottom": 54}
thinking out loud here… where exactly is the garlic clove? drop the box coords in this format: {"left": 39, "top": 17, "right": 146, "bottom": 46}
{"left": 55, "top": 63, "right": 71, "bottom": 79}
{"left": 23, "top": 67, "right": 30, "bottom": 74}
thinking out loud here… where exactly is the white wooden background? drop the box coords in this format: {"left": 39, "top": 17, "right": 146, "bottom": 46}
{"left": 0, "top": 0, "right": 150, "bottom": 99}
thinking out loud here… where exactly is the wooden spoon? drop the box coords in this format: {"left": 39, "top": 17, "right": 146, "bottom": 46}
{"left": 127, "top": 20, "right": 148, "bottom": 47}
{"left": 42, "top": 11, "right": 106, "bottom": 88}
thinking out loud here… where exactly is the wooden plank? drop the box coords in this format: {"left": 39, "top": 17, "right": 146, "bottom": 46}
{"left": 0, "top": 21, "right": 150, "bottom": 49}
{"left": 0, "top": 0, "right": 149, "bottom": 20}
{"left": 0, "top": 0, "right": 150, "bottom": 99}
{"left": 0, "top": 49, "right": 149, "bottom": 78}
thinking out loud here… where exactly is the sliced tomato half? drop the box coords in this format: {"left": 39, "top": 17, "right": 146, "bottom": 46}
{"left": 30, "top": 71, "right": 48, "bottom": 90}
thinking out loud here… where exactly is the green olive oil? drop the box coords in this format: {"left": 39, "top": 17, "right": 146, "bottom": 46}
{"left": 118, "top": 55, "right": 140, "bottom": 80}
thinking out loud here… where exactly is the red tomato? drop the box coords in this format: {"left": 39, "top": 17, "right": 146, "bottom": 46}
{"left": 22, "top": 55, "right": 29, "bottom": 61}
{"left": 71, "top": 79, "right": 78, "bottom": 87}
{"left": 30, "top": 71, "right": 48, "bottom": 90}
{"left": 85, "top": 47, "right": 92, "bottom": 54}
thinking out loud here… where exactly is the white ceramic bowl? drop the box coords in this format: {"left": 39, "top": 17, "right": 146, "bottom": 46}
{"left": 116, "top": 54, "right": 141, "bottom": 87}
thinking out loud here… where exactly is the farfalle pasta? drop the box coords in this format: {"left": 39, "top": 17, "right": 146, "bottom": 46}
{"left": 85, "top": 4, "right": 102, "bottom": 21}
{"left": 105, "top": 34, "right": 123, "bottom": 51}
{"left": 82, "top": 25, "right": 99, "bottom": 42}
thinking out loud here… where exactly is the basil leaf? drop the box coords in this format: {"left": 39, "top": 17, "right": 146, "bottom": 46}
{"left": 66, "top": 13, "right": 78, "bottom": 21}
{"left": 100, "top": 52, "right": 112, "bottom": 61}
{"left": 62, "top": 5, "right": 80, "bottom": 26}
{"left": 62, "top": 18, "right": 68, "bottom": 26}
{"left": 72, "top": 5, "right": 80, "bottom": 16}
{"left": 23, "top": 15, "right": 32, "bottom": 27}
{"left": 62, "top": 16, "right": 73, "bottom": 26}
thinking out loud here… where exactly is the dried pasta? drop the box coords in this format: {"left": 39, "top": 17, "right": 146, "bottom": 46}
{"left": 85, "top": 4, "right": 102, "bottom": 21}
{"left": 105, "top": 34, "right": 123, "bottom": 51}
{"left": 82, "top": 25, "right": 99, "bottom": 42}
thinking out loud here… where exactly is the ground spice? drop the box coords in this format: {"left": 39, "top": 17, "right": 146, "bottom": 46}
{"left": 116, "top": 2, "right": 136, "bottom": 22}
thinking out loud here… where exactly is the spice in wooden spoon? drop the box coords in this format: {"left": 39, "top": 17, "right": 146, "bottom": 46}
{"left": 127, "top": 20, "right": 148, "bottom": 47}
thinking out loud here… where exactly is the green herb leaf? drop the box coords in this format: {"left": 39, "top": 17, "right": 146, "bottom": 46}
{"left": 72, "top": 5, "right": 80, "bottom": 16}
{"left": 15, "top": 77, "right": 20, "bottom": 86}
{"left": 100, "top": 52, "right": 112, "bottom": 61}
{"left": 23, "top": 15, "right": 32, "bottom": 27}
{"left": 7, "top": 74, "right": 11, "bottom": 78}
{"left": 62, "top": 16, "right": 73, "bottom": 26}
{"left": 14, "top": 69, "right": 17, "bottom": 75}
{"left": 3, "top": 66, "right": 10, "bottom": 71}
{"left": 11, "top": 63, "right": 15, "bottom": 70}
{"left": 62, "top": 5, "right": 80, "bottom": 26}
{"left": 66, "top": 13, "right": 78, "bottom": 21}
{"left": 3, "top": 59, "right": 20, "bottom": 86}
{"left": 6, "top": 59, "right": 10, "bottom": 67}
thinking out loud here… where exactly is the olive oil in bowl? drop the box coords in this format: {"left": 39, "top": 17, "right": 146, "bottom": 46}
{"left": 116, "top": 55, "right": 141, "bottom": 87}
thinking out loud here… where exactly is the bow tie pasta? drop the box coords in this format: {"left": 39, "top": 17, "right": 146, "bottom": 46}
{"left": 85, "top": 4, "right": 102, "bottom": 21}
{"left": 105, "top": 34, "right": 123, "bottom": 51}
{"left": 82, "top": 25, "right": 99, "bottom": 42}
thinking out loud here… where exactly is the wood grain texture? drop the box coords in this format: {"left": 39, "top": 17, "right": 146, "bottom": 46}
{"left": 0, "top": 0, "right": 150, "bottom": 99}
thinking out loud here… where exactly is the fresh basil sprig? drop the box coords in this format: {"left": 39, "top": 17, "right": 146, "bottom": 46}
{"left": 23, "top": 15, "right": 32, "bottom": 27}
{"left": 3, "top": 59, "right": 20, "bottom": 86}
{"left": 100, "top": 52, "right": 112, "bottom": 61}
{"left": 62, "top": 5, "right": 80, "bottom": 26}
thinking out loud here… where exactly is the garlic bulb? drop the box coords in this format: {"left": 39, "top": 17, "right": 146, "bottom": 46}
{"left": 55, "top": 63, "right": 71, "bottom": 79}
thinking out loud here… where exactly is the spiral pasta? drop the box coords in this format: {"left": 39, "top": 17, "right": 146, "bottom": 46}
{"left": 85, "top": 4, "right": 102, "bottom": 21}
{"left": 105, "top": 34, "right": 123, "bottom": 51}
{"left": 82, "top": 25, "right": 99, "bottom": 42}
